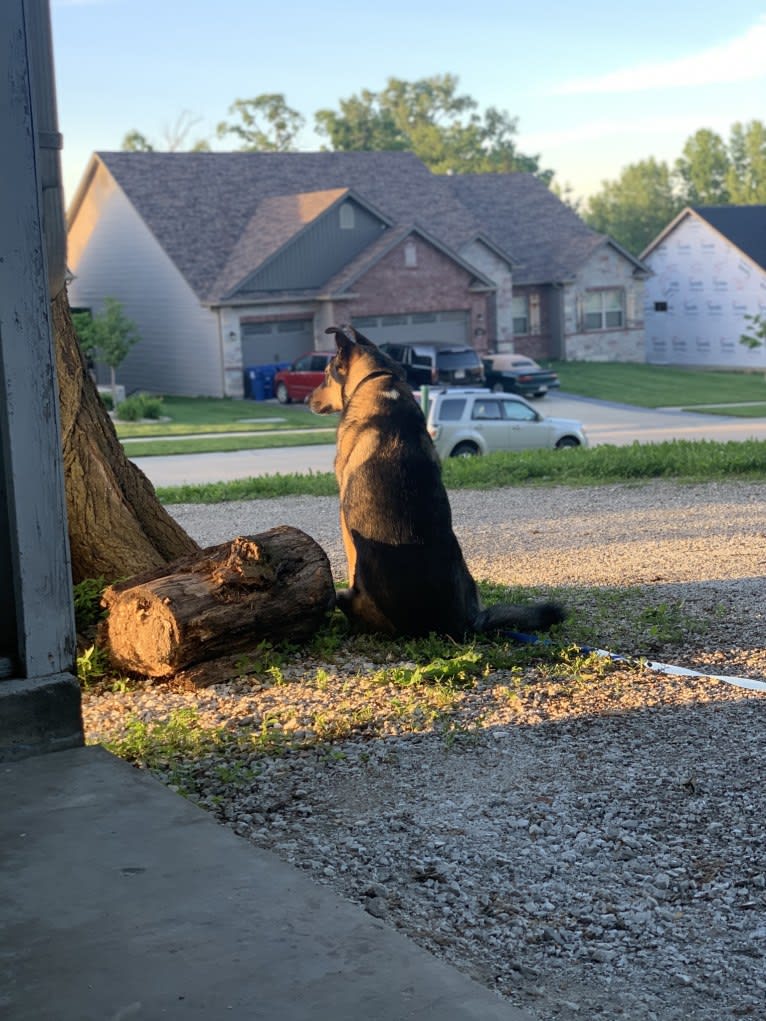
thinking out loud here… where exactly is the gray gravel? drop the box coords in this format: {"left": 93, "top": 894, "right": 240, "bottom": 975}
{"left": 86, "top": 481, "right": 766, "bottom": 1020}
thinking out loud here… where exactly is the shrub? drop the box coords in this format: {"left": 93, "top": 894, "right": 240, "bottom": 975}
{"left": 116, "top": 392, "right": 164, "bottom": 422}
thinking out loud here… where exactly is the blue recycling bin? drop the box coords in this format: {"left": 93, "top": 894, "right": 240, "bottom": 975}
{"left": 260, "top": 365, "right": 277, "bottom": 400}
{"left": 243, "top": 367, "right": 258, "bottom": 399}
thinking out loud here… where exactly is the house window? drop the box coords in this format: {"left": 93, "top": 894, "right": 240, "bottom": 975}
{"left": 512, "top": 295, "right": 529, "bottom": 335}
{"left": 339, "top": 203, "right": 355, "bottom": 229}
{"left": 584, "top": 289, "right": 624, "bottom": 331}
{"left": 654, "top": 301, "right": 668, "bottom": 312}
{"left": 404, "top": 240, "right": 417, "bottom": 267}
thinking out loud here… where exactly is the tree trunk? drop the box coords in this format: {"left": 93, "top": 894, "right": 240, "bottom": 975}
{"left": 101, "top": 527, "right": 336, "bottom": 681}
{"left": 53, "top": 289, "right": 199, "bottom": 583}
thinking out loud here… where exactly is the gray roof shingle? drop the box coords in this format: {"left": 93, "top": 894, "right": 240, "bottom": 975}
{"left": 446, "top": 172, "right": 624, "bottom": 285}
{"left": 95, "top": 151, "right": 492, "bottom": 302}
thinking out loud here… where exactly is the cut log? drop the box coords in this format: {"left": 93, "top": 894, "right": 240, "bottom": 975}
{"left": 102, "top": 526, "right": 336, "bottom": 679}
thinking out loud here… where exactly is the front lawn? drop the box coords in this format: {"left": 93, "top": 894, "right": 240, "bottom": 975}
{"left": 549, "top": 362, "right": 766, "bottom": 408}
{"left": 114, "top": 395, "right": 318, "bottom": 438}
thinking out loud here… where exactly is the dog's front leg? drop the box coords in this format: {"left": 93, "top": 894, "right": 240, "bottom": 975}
{"left": 339, "top": 511, "right": 358, "bottom": 592}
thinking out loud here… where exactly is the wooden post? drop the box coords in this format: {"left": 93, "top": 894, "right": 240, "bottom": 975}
{"left": 0, "top": 0, "right": 82, "bottom": 760}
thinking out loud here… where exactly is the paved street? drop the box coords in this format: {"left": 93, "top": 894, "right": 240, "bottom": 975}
{"left": 130, "top": 394, "right": 766, "bottom": 488}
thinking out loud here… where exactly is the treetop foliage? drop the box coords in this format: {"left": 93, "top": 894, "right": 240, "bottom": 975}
{"left": 314, "top": 73, "right": 552, "bottom": 179}
{"left": 119, "top": 80, "right": 765, "bottom": 259}
{"left": 583, "top": 120, "right": 766, "bottom": 256}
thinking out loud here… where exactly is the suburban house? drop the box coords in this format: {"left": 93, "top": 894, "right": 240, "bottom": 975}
{"left": 447, "top": 173, "right": 650, "bottom": 363}
{"left": 66, "top": 151, "right": 648, "bottom": 398}
{"left": 642, "top": 205, "right": 766, "bottom": 369}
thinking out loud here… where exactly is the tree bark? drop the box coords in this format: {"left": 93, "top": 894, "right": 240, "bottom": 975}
{"left": 101, "top": 526, "right": 336, "bottom": 680}
{"left": 53, "top": 289, "right": 199, "bottom": 583}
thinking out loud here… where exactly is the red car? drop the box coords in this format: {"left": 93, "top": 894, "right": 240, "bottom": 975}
{"left": 274, "top": 352, "right": 332, "bottom": 404}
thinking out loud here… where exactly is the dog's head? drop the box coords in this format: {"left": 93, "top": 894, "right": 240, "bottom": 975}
{"left": 308, "top": 325, "right": 404, "bottom": 415}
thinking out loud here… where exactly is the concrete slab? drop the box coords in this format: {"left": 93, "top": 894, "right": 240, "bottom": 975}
{"left": 0, "top": 746, "right": 530, "bottom": 1020}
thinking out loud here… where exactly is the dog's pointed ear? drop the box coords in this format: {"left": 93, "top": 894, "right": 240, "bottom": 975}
{"left": 325, "top": 324, "right": 355, "bottom": 359}
{"left": 325, "top": 324, "right": 379, "bottom": 351}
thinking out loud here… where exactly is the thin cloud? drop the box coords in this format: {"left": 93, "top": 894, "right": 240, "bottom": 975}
{"left": 521, "top": 113, "right": 736, "bottom": 150}
{"left": 552, "top": 16, "right": 766, "bottom": 95}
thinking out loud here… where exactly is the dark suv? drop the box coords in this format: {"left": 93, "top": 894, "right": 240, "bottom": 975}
{"left": 378, "top": 341, "right": 485, "bottom": 388}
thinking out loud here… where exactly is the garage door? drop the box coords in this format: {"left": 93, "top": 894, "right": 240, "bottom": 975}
{"left": 352, "top": 311, "right": 469, "bottom": 345}
{"left": 241, "top": 319, "right": 314, "bottom": 367}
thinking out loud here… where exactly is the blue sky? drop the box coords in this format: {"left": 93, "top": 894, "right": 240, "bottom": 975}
{"left": 51, "top": 0, "right": 766, "bottom": 206}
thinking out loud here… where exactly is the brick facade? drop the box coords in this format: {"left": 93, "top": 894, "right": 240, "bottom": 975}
{"left": 346, "top": 234, "right": 491, "bottom": 344}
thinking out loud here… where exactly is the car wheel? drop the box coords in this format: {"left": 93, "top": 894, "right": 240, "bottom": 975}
{"left": 450, "top": 442, "right": 480, "bottom": 458}
{"left": 555, "top": 436, "right": 580, "bottom": 449}
{"left": 491, "top": 382, "right": 505, "bottom": 393}
{"left": 275, "top": 382, "right": 291, "bottom": 405}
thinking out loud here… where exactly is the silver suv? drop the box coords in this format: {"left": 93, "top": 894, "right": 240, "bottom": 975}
{"left": 425, "top": 389, "right": 588, "bottom": 458}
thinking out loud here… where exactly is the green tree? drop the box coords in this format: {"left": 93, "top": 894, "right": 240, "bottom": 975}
{"left": 73, "top": 298, "right": 140, "bottom": 407}
{"left": 315, "top": 74, "right": 551, "bottom": 180}
{"left": 121, "top": 130, "right": 154, "bottom": 152}
{"left": 217, "top": 94, "right": 305, "bottom": 151}
{"left": 584, "top": 158, "right": 683, "bottom": 255}
{"left": 674, "top": 128, "right": 731, "bottom": 205}
{"left": 727, "top": 120, "right": 766, "bottom": 203}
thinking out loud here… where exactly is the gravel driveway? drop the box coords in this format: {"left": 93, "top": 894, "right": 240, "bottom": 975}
{"left": 84, "top": 481, "right": 766, "bottom": 1020}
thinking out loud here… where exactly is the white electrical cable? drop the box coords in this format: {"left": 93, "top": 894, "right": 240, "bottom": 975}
{"left": 505, "top": 632, "right": 766, "bottom": 693}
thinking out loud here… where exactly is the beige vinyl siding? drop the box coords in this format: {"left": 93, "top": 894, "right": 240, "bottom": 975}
{"left": 68, "top": 162, "right": 223, "bottom": 396}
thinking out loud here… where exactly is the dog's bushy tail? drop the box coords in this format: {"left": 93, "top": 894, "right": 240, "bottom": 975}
{"left": 474, "top": 600, "right": 565, "bottom": 635}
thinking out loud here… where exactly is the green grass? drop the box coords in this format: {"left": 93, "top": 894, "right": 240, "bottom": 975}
{"left": 550, "top": 361, "right": 766, "bottom": 408}
{"left": 125, "top": 429, "right": 337, "bottom": 457}
{"left": 680, "top": 402, "right": 766, "bottom": 417}
{"left": 156, "top": 438, "right": 766, "bottom": 503}
{"left": 114, "top": 395, "right": 319, "bottom": 437}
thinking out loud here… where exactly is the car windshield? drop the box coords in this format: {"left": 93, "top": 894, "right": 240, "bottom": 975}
{"left": 435, "top": 350, "right": 481, "bottom": 368}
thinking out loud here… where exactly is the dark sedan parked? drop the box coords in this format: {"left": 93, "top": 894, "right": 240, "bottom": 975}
{"left": 482, "top": 354, "right": 560, "bottom": 399}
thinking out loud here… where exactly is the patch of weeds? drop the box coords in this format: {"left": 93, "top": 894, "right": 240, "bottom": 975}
{"left": 311, "top": 712, "right": 355, "bottom": 742}
{"left": 105, "top": 708, "right": 222, "bottom": 769}
{"left": 73, "top": 577, "right": 107, "bottom": 632}
{"left": 213, "top": 761, "right": 259, "bottom": 787}
{"left": 400, "top": 632, "right": 461, "bottom": 662}
{"left": 313, "top": 668, "right": 332, "bottom": 690}
{"left": 249, "top": 715, "right": 291, "bottom": 756}
{"left": 536, "top": 645, "right": 619, "bottom": 687}
{"left": 265, "top": 664, "right": 287, "bottom": 686}
{"left": 76, "top": 644, "right": 110, "bottom": 687}
{"left": 559, "top": 586, "right": 708, "bottom": 656}
{"left": 376, "top": 649, "right": 485, "bottom": 691}
{"left": 307, "top": 614, "right": 348, "bottom": 658}
{"left": 107, "top": 676, "right": 142, "bottom": 694}
{"left": 636, "top": 601, "right": 699, "bottom": 648}
{"left": 234, "top": 640, "right": 290, "bottom": 679}
{"left": 439, "top": 715, "right": 480, "bottom": 749}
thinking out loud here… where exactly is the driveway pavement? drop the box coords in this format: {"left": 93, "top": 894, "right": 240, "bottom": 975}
{"left": 130, "top": 394, "right": 766, "bottom": 488}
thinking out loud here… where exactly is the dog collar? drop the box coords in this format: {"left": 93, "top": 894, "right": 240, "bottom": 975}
{"left": 348, "top": 369, "right": 398, "bottom": 398}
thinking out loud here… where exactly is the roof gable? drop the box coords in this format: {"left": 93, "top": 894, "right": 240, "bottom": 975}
{"left": 321, "top": 224, "right": 497, "bottom": 298}
{"left": 693, "top": 205, "right": 766, "bottom": 272}
{"left": 90, "top": 151, "right": 491, "bottom": 303}
{"left": 641, "top": 206, "right": 766, "bottom": 273}
{"left": 446, "top": 172, "right": 647, "bottom": 283}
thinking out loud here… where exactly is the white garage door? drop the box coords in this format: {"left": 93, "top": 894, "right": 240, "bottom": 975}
{"left": 352, "top": 311, "right": 469, "bottom": 345}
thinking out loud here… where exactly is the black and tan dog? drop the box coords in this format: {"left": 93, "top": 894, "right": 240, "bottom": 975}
{"left": 309, "top": 324, "right": 564, "bottom": 638}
